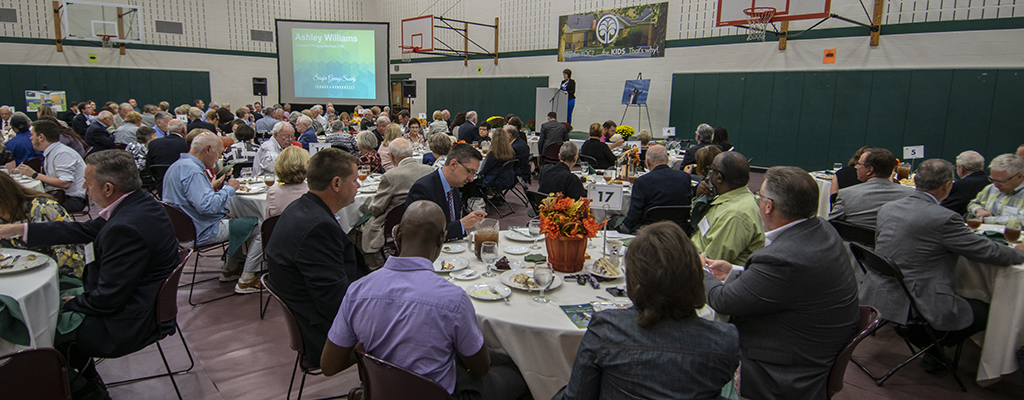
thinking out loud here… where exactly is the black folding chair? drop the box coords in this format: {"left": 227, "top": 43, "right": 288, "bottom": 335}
{"left": 149, "top": 164, "right": 171, "bottom": 199}
{"left": 161, "top": 202, "right": 233, "bottom": 306}
{"left": 639, "top": 205, "right": 692, "bottom": 234}
{"left": 526, "top": 190, "right": 548, "bottom": 216}
{"left": 848, "top": 242, "right": 967, "bottom": 392}
{"left": 481, "top": 160, "right": 518, "bottom": 218}
{"left": 258, "top": 215, "right": 281, "bottom": 319}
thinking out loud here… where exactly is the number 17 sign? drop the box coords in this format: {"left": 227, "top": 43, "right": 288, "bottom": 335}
{"left": 588, "top": 184, "right": 623, "bottom": 210}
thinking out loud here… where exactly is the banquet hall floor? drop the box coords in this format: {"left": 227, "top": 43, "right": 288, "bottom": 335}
{"left": 90, "top": 179, "right": 1024, "bottom": 400}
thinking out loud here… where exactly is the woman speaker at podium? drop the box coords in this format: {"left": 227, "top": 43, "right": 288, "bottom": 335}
{"left": 561, "top": 68, "right": 576, "bottom": 124}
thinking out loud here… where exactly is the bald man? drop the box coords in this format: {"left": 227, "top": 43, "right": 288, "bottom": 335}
{"left": 322, "top": 201, "right": 527, "bottom": 399}
{"left": 620, "top": 145, "right": 693, "bottom": 233}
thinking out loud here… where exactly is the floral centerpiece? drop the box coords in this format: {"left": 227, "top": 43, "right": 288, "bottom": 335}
{"left": 538, "top": 193, "right": 604, "bottom": 272}
{"left": 526, "top": 119, "right": 536, "bottom": 131}
{"left": 417, "top": 117, "right": 427, "bottom": 127}
{"left": 486, "top": 116, "right": 505, "bottom": 129}
{"left": 616, "top": 124, "right": 636, "bottom": 139}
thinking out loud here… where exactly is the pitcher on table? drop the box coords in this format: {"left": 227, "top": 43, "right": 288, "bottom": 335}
{"left": 469, "top": 218, "right": 499, "bottom": 261}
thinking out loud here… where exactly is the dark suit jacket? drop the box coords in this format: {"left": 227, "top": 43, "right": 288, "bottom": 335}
{"left": 622, "top": 164, "right": 692, "bottom": 232}
{"left": 29, "top": 191, "right": 179, "bottom": 358}
{"left": 538, "top": 120, "right": 568, "bottom": 155}
{"left": 511, "top": 137, "right": 531, "bottom": 180}
{"left": 580, "top": 138, "right": 616, "bottom": 169}
{"left": 681, "top": 141, "right": 715, "bottom": 167}
{"left": 146, "top": 134, "right": 188, "bottom": 169}
{"left": 863, "top": 191, "right": 1024, "bottom": 330}
{"left": 457, "top": 121, "right": 480, "bottom": 143}
{"left": 187, "top": 119, "right": 217, "bottom": 133}
{"left": 72, "top": 113, "right": 90, "bottom": 137}
{"left": 406, "top": 169, "right": 465, "bottom": 241}
{"left": 267, "top": 192, "right": 369, "bottom": 366}
{"left": 705, "top": 217, "right": 859, "bottom": 400}
{"left": 62, "top": 110, "right": 78, "bottom": 126}
{"left": 84, "top": 121, "right": 114, "bottom": 153}
{"left": 940, "top": 171, "right": 989, "bottom": 216}
{"left": 539, "top": 162, "right": 586, "bottom": 200}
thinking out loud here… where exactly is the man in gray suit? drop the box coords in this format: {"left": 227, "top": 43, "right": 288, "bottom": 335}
{"left": 829, "top": 148, "right": 913, "bottom": 228}
{"left": 861, "top": 159, "right": 1024, "bottom": 370}
{"left": 704, "top": 166, "right": 859, "bottom": 400}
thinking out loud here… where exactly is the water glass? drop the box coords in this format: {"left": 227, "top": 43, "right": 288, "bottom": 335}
{"left": 833, "top": 162, "right": 843, "bottom": 172}
{"left": 579, "top": 161, "right": 589, "bottom": 175}
{"left": 480, "top": 241, "right": 498, "bottom": 277}
{"left": 240, "top": 167, "right": 253, "bottom": 181}
{"left": 533, "top": 263, "right": 553, "bottom": 303}
{"left": 528, "top": 219, "right": 542, "bottom": 249}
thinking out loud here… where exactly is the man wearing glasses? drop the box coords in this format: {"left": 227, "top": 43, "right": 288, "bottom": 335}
{"left": 406, "top": 143, "right": 488, "bottom": 241}
{"left": 829, "top": 147, "right": 913, "bottom": 228}
{"left": 967, "top": 153, "right": 1024, "bottom": 223}
{"left": 691, "top": 151, "right": 765, "bottom": 265}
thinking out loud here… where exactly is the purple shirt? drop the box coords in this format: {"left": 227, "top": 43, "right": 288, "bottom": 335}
{"left": 327, "top": 256, "right": 484, "bottom": 393}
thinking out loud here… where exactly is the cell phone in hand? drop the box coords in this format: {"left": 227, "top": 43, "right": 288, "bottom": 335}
{"left": 217, "top": 165, "right": 233, "bottom": 178}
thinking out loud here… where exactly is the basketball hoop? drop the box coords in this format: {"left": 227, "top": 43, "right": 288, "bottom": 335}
{"left": 98, "top": 34, "right": 117, "bottom": 49}
{"left": 399, "top": 45, "right": 419, "bottom": 63}
{"left": 743, "top": 7, "right": 776, "bottom": 41}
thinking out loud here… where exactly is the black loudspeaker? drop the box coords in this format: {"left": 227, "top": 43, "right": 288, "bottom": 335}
{"left": 252, "top": 77, "right": 268, "bottom": 96}
{"left": 402, "top": 79, "right": 416, "bottom": 98}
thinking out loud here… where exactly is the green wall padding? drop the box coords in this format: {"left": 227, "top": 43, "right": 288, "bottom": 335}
{"left": 426, "top": 76, "right": 549, "bottom": 126}
{"left": 669, "top": 69, "right": 1024, "bottom": 171}
{"left": 0, "top": 65, "right": 210, "bottom": 117}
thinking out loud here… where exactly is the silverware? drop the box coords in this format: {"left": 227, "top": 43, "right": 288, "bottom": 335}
{"left": 489, "top": 286, "right": 510, "bottom": 304}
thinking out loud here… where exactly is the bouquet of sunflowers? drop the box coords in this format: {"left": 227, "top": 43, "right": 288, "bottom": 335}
{"left": 616, "top": 124, "right": 635, "bottom": 139}
{"left": 538, "top": 193, "right": 604, "bottom": 239}
{"left": 486, "top": 116, "right": 505, "bottom": 129}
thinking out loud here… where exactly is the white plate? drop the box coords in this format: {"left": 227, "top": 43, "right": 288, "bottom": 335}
{"left": 588, "top": 263, "right": 625, "bottom": 279}
{"left": 236, "top": 185, "right": 267, "bottom": 195}
{"left": 500, "top": 269, "right": 563, "bottom": 292}
{"left": 503, "top": 246, "right": 529, "bottom": 255}
{"left": 450, "top": 269, "right": 480, "bottom": 280}
{"left": 434, "top": 256, "right": 469, "bottom": 272}
{"left": 467, "top": 284, "right": 511, "bottom": 300}
{"left": 0, "top": 252, "right": 49, "bottom": 275}
{"left": 441, "top": 244, "right": 466, "bottom": 254}
{"left": 504, "top": 230, "right": 541, "bottom": 242}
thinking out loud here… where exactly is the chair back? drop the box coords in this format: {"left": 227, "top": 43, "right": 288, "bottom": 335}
{"left": 526, "top": 190, "right": 548, "bottom": 215}
{"left": 23, "top": 156, "right": 44, "bottom": 173}
{"left": 494, "top": 160, "right": 519, "bottom": 190}
{"left": 260, "top": 215, "right": 281, "bottom": 253}
{"left": 149, "top": 164, "right": 171, "bottom": 186}
{"left": 827, "top": 306, "right": 882, "bottom": 398}
{"left": 0, "top": 348, "right": 73, "bottom": 400}
{"left": 156, "top": 249, "right": 192, "bottom": 324}
{"left": 383, "top": 204, "right": 406, "bottom": 242}
{"left": 830, "top": 219, "right": 876, "bottom": 247}
{"left": 160, "top": 202, "right": 198, "bottom": 244}
{"left": 543, "top": 142, "right": 561, "bottom": 165}
{"left": 230, "top": 162, "right": 253, "bottom": 178}
{"left": 261, "top": 274, "right": 305, "bottom": 354}
{"left": 641, "top": 205, "right": 691, "bottom": 232}
{"left": 47, "top": 190, "right": 67, "bottom": 205}
{"left": 114, "top": 143, "right": 128, "bottom": 150}
{"left": 849, "top": 242, "right": 929, "bottom": 321}
{"left": 577, "top": 154, "right": 598, "bottom": 168}
{"left": 355, "top": 351, "right": 454, "bottom": 400}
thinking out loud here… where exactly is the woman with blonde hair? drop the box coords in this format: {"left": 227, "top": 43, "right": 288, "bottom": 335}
{"left": 475, "top": 128, "right": 516, "bottom": 202}
{"left": 378, "top": 124, "right": 404, "bottom": 171}
{"left": 426, "top": 110, "right": 449, "bottom": 137}
{"left": 0, "top": 173, "right": 85, "bottom": 277}
{"left": 265, "top": 146, "right": 311, "bottom": 218}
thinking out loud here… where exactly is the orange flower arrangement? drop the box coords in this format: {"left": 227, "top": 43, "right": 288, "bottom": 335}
{"left": 538, "top": 193, "right": 604, "bottom": 239}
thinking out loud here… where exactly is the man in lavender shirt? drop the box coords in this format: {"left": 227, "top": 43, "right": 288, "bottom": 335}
{"left": 321, "top": 200, "right": 527, "bottom": 399}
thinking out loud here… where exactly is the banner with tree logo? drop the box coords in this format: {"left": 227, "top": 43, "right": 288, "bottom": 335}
{"left": 558, "top": 2, "right": 668, "bottom": 62}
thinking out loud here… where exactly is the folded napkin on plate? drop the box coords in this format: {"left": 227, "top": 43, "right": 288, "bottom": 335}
{"left": 524, "top": 254, "right": 547, "bottom": 263}
{"left": 0, "top": 295, "right": 30, "bottom": 346}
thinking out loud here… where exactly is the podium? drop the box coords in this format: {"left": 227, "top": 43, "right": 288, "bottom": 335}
{"left": 536, "top": 88, "right": 568, "bottom": 125}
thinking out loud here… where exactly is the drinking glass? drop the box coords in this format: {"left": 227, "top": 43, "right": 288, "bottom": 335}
{"left": 603, "top": 169, "right": 615, "bottom": 183}
{"left": 579, "top": 161, "right": 589, "bottom": 176}
{"left": 240, "top": 167, "right": 253, "bottom": 181}
{"left": 358, "top": 166, "right": 369, "bottom": 182}
{"left": 480, "top": 241, "right": 498, "bottom": 277}
{"left": 533, "top": 262, "right": 553, "bottom": 303}
{"left": 528, "top": 219, "right": 542, "bottom": 249}
{"left": 263, "top": 174, "right": 276, "bottom": 187}
{"left": 833, "top": 162, "right": 843, "bottom": 172}
{"left": 481, "top": 140, "right": 490, "bottom": 151}
{"left": 1004, "top": 218, "right": 1022, "bottom": 243}
{"left": 965, "top": 211, "right": 982, "bottom": 231}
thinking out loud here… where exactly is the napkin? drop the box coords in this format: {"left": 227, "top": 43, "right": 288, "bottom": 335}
{"left": 0, "top": 295, "right": 30, "bottom": 346}
{"left": 228, "top": 216, "right": 260, "bottom": 257}
{"left": 524, "top": 254, "right": 547, "bottom": 263}
{"left": 980, "top": 231, "right": 1009, "bottom": 246}
{"left": 57, "top": 285, "right": 85, "bottom": 335}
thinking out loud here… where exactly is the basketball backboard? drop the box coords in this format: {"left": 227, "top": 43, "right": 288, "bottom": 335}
{"left": 716, "top": 0, "right": 831, "bottom": 26}
{"left": 401, "top": 15, "right": 434, "bottom": 52}
{"left": 62, "top": 0, "right": 143, "bottom": 43}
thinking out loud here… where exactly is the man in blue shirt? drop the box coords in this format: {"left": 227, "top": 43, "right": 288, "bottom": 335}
{"left": 5, "top": 112, "right": 41, "bottom": 164}
{"left": 296, "top": 115, "right": 317, "bottom": 150}
{"left": 162, "top": 132, "right": 264, "bottom": 293}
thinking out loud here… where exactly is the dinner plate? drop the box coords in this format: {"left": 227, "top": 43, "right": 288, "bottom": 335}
{"left": 466, "top": 284, "right": 511, "bottom": 300}
{"left": 236, "top": 185, "right": 268, "bottom": 195}
{"left": 0, "top": 252, "right": 49, "bottom": 275}
{"left": 500, "top": 269, "right": 563, "bottom": 292}
{"left": 503, "top": 246, "right": 528, "bottom": 255}
{"left": 504, "top": 230, "right": 540, "bottom": 242}
{"left": 450, "top": 269, "right": 480, "bottom": 280}
{"left": 434, "top": 256, "right": 469, "bottom": 272}
{"left": 441, "top": 244, "right": 466, "bottom": 254}
{"left": 588, "top": 263, "right": 625, "bottom": 279}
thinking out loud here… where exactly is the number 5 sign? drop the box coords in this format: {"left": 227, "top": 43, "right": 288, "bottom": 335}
{"left": 588, "top": 184, "right": 623, "bottom": 210}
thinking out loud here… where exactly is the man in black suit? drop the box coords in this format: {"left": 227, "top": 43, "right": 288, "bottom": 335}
{"left": 0, "top": 150, "right": 179, "bottom": 396}
{"left": 186, "top": 107, "right": 216, "bottom": 132}
{"left": 681, "top": 123, "right": 716, "bottom": 167}
{"left": 539, "top": 142, "right": 586, "bottom": 200}
{"left": 62, "top": 101, "right": 80, "bottom": 126}
{"left": 703, "top": 166, "right": 859, "bottom": 400}
{"left": 84, "top": 110, "right": 116, "bottom": 154}
{"left": 507, "top": 126, "right": 532, "bottom": 183}
{"left": 72, "top": 100, "right": 95, "bottom": 137}
{"left": 266, "top": 148, "right": 370, "bottom": 366}
{"left": 538, "top": 112, "right": 568, "bottom": 157}
{"left": 940, "top": 150, "right": 989, "bottom": 215}
{"left": 405, "top": 143, "right": 488, "bottom": 241}
{"left": 146, "top": 119, "right": 189, "bottom": 170}
{"left": 457, "top": 111, "right": 481, "bottom": 144}
{"left": 621, "top": 145, "right": 693, "bottom": 233}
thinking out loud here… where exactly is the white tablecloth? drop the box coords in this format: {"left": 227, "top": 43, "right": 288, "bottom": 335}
{"left": 226, "top": 183, "right": 373, "bottom": 232}
{"left": 812, "top": 174, "right": 832, "bottom": 219}
{"left": 0, "top": 250, "right": 59, "bottom": 355}
{"left": 14, "top": 176, "right": 44, "bottom": 193}
{"left": 954, "top": 256, "right": 1024, "bottom": 385}
{"left": 445, "top": 230, "right": 714, "bottom": 399}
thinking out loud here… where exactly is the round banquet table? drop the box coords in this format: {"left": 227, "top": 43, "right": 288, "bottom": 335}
{"left": 226, "top": 181, "right": 374, "bottom": 231}
{"left": 442, "top": 230, "right": 716, "bottom": 399}
{"left": 14, "top": 175, "right": 44, "bottom": 193}
{"left": 0, "top": 249, "right": 59, "bottom": 355}
{"left": 954, "top": 252, "right": 1024, "bottom": 385}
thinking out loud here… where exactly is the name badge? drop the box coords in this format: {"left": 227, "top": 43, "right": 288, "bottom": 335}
{"left": 699, "top": 216, "right": 711, "bottom": 236}
{"left": 84, "top": 243, "right": 96, "bottom": 264}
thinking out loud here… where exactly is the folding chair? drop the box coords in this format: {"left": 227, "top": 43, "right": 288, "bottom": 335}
{"left": 827, "top": 306, "right": 882, "bottom": 398}
{"left": 848, "top": 243, "right": 968, "bottom": 392}
{"left": 46, "top": 189, "right": 92, "bottom": 221}
{"left": 543, "top": 142, "right": 561, "bottom": 165}
{"left": 258, "top": 215, "right": 281, "bottom": 320}
{"left": 160, "top": 202, "right": 233, "bottom": 306}
{"left": 148, "top": 164, "right": 171, "bottom": 199}
{"left": 0, "top": 347, "right": 72, "bottom": 400}
{"left": 577, "top": 154, "right": 598, "bottom": 169}
{"left": 23, "top": 156, "right": 44, "bottom": 172}
{"left": 526, "top": 190, "right": 548, "bottom": 216}
{"left": 355, "top": 350, "right": 453, "bottom": 400}
{"left": 829, "top": 219, "right": 877, "bottom": 249}
{"left": 481, "top": 160, "right": 517, "bottom": 218}
{"left": 106, "top": 249, "right": 195, "bottom": 400}
{"left": 382, "top": 204, "right": 406, "bottom": 257}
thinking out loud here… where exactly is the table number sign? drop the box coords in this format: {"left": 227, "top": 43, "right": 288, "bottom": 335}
{"left": 588, "top": 184, "right": 623, "bottom": 210}
{"left": 903, "top": 145, "right": 924, "bottom": 159}
{"left": 309, "top": 142, "right": 331, "bottom": 156}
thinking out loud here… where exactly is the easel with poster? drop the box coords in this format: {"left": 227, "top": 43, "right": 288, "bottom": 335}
{"left": 619, "top": 73, "right": 652, "bottom": 133}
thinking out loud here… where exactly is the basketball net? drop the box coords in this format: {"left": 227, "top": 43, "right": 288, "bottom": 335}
{"left": 99, "top": 35, "right": 116, "bottom": 49}
{"left": 744, "top": 7, "right": 776, "bottom": 41}
{"left": 400, "top": 46, "right": 416, "bottom": 63}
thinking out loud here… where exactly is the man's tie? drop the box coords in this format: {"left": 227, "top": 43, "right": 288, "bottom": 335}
{"left": 446, "top": 189, "right": 456, "bottom": 222}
